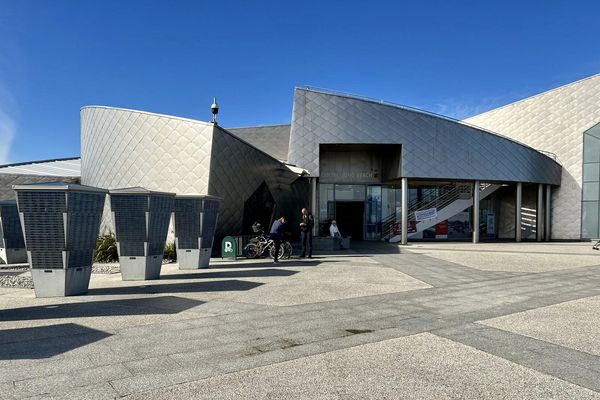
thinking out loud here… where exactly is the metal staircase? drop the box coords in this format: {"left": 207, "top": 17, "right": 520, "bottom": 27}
{"left": 387, "top": 182, "right": 502, "bottom": 242}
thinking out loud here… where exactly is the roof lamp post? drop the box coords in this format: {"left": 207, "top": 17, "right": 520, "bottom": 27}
{"left": 211, "top": 97, "right": 219, "bottom": 124}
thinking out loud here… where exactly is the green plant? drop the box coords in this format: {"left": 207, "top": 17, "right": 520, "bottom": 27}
{"left": 164, "top": 242, "right": 177, "bottom": 262}
{"left": 94, "top": 232, "right": 119, "bottom": 263}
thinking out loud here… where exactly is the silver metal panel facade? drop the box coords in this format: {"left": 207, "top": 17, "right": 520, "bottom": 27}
{"left": 209, "top": 126, "right": 309, "bottom": 240}
{"left": 465, "top": 74, "right": 600, "bottom": 239}
{"left": 288, "top": 88, "right": 561, "bottom": 185}
{"left": 0, "top": 158, "right": 81, "bottom": 177}
{"left": 80, "top": 107, "right": 308, "bottom": 243}
{"left": 0, "top": 174, "right": 79, "bottom": 201}
{"left": 228, "top": 124, "right": 291, "bottom": 162}
{"left": 81, "top": 106, "right": 215, "bottom": 235}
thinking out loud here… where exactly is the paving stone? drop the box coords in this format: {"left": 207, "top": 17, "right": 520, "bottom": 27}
{"left": 2, "top": 242, "right": 600, "bottom": 398}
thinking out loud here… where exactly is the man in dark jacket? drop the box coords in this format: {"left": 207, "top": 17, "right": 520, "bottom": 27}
{"left": 299, "top": 208, "right": 314, "bottom": 258}
{"left": 270, "top": 217, "right": 286, "bottom": 264}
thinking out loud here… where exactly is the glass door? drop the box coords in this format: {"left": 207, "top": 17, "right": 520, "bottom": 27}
{"left": 366, "top": 186, "right": 382, "bottom": 240}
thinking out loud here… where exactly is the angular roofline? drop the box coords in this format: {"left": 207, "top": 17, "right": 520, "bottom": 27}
{"left": 12, "top": 181, "right": 108, "bottom": 193}
{"left": 81, "top": 105, "right": 307, "bottom": 177}
{"left": 0, "top": 157, "right": 80, "bottom": 169}
{"left": 227, "top": 123, "right": 291, "bottom": 130}
{"left": 216, "top": 125, "right": 308, "bottom": 175}
{"left": 467, "top": 72, "right": 600, "bottom": 117}
{"left": 297, "top": 86, "right": 561, "bottom": 166}
{"left": 109, "top": 186, "right": 175, "bottom": 196}
{"left": 81, "top": 105, "right": 213, "bottom": 127}
{"left": 175, "top": 194, "right": 223, "bottom": 201}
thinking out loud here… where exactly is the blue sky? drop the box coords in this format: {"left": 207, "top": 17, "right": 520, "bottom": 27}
{"left": 1, "top": 0, "right": 599, "bottom": 164}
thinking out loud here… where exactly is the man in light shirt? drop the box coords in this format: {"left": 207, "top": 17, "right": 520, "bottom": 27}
{"left": 329, "top": 220, "right": 344, "bottom": 249}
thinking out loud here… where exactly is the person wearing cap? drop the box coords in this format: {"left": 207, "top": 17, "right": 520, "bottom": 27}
{"left": 329, "top": 220, "right": 344, "bottom": 249}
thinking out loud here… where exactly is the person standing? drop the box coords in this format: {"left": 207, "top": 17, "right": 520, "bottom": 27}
{"left": 270, "top": 217, "right": 286, "bottom": 264}
{"left": 299, "top": 208, "right": 314, "bottom": 258}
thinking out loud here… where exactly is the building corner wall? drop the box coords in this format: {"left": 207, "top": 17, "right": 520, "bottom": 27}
{"left": 465, "top": 75, "right": 600, "bottom": 240}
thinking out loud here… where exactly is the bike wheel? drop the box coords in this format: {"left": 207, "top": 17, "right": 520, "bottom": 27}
{"left": 244, "top": 243, "right": 260, "bottom": 259}
{"left": 269, "top": 244, "right": 285, "bottom": 259}
{"left": 282, "top": 242, "right": 292, "bottom": 259}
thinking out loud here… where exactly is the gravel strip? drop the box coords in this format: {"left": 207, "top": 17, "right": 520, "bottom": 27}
{"left": 92, "top": 263, "right": 120, "bottom": 274}
{"left": 0, "top": 275, "right": 34, "bottom": 289}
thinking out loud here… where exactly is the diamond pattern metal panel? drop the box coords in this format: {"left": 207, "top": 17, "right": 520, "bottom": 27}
{"left": 228, "top": 124, "right": 291, "bottom": 161}
{"left": 0, "top": 174, "right": 78, "bottom": 201}
{"left": 465, "top": 74, "right": 600, "bottom": 239}
{"left": 288, "top": 88, "right": 561, "bottom": 185}
{"left": 81, "top": 107, "right": 214, "bottom": 236}
{"left": 209, "top": 127, "right": 309, "bottom": 242}
{"left": 81, "top": 106, "right": 308, "bottom": 245}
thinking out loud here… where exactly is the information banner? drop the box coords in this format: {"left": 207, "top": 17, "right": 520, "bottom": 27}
{"left": 415, "top": 207, "right": 437, "bottom": 222}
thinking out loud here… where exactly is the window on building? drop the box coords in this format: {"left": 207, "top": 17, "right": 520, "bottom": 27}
{"left": 581, "top": 123, "right": 600, "bottom": 238}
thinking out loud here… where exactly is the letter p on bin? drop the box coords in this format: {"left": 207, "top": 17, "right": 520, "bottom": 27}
{"left": 221, "top": 236, "right": 237, "bottom": 259}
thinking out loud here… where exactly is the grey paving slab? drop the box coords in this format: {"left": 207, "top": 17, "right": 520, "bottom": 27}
{"left": 481, "top": 295, "right": 600, "bottom": 357}
{"left": 8, "top": 364, "right": 130, "bottom": 399}
{"left": 24, "top": 383, "right": 118, "bottom": 400}
{"left": 124, "top": 333, "right": 600, "bottom": 400}
{"left": 1, "top": 242, "right": 600, "bottom": 398}
{"left": 436, "top": 324, "right": 600, "bottom": 392}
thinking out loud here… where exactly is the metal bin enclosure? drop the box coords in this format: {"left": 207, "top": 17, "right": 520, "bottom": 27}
{"left": 174, "top": 195, "right": 222, "bottom": 269}
{"left": 110, "top": 187, "right": 175, "bottom": 280}
{"left": 0, "top": 200, "right": 27, "bottom": 264}
{"left": 13, "top": 182, "right": 107, "bottom": 297}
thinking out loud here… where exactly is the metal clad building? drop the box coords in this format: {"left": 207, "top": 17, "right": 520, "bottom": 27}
{"left": 5, "top": 74, "right": 600, "bottom": 243}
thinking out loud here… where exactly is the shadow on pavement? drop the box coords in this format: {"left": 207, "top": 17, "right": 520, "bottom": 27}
{"left": 0, "top": 296, "right": 204, "bottom": 321}
{"left": 159, "top": 268, "right": 298, "bottom": 280}
{"left": 350, "top": 241, "right": 401, "bottom": 255}
{"left": 213, "top": 260, "right": 339, "bottom": 269}
{"left": 0, "top": 323, "right": 111, "bottom": 360}
{"left": 88, "top": 279, "right": 263, "bottom": 296}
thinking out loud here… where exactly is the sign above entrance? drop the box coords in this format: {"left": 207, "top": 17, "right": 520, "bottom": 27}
{"left": 319, "top": 150, "right": 382, "bottom": 184}
{"left": 415, "top": 207, "right": 438, "bottom": 222}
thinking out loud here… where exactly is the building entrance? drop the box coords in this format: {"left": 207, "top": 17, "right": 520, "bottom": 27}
{"left": 335, "top": 201, "right": 364, "bottom": 241}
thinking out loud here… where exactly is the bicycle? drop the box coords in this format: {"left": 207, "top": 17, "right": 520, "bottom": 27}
{"left": 244, "top": 223, "right": 292, "bottom": 259}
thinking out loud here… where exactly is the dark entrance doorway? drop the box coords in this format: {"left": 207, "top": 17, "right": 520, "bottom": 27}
{"left": 242, "top": 182, "right": 275, "bottom": 235}
{"left": 335, "top": 201, "right": 364, "bottom": 241}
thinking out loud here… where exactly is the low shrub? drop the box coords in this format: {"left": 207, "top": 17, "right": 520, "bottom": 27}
{"left": 164, "top": 242, "right": 177, "bottom": 262}
{"left": 94, "top": 232, "right": 118, "bottom": 263}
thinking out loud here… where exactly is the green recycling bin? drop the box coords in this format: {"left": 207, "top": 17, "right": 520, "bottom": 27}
{"left": 221, "top": 236, "right": 237, "bottom": 259}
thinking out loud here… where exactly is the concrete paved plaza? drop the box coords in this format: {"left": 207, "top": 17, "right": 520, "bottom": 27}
{"left": 1, "top": 242, "right": 600, "bottom": 399}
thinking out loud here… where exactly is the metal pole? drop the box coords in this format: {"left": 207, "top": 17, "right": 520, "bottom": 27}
{"left": 516, "top": 182, "right": 522, "bottom": 242}
{"left": 545, "top": 185, "right": 552, "bottom": 241}
{"left": 311, "top": 178, "right": 318, "bottom": 236}
{"left": 537, "top": 183, "right": 543, "bottom": 242}
{"left": 401, "top": 177, "right": 408, "bottom": 245}
{"left": 473, "top": 180, "right": 480, "bottom": 243}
